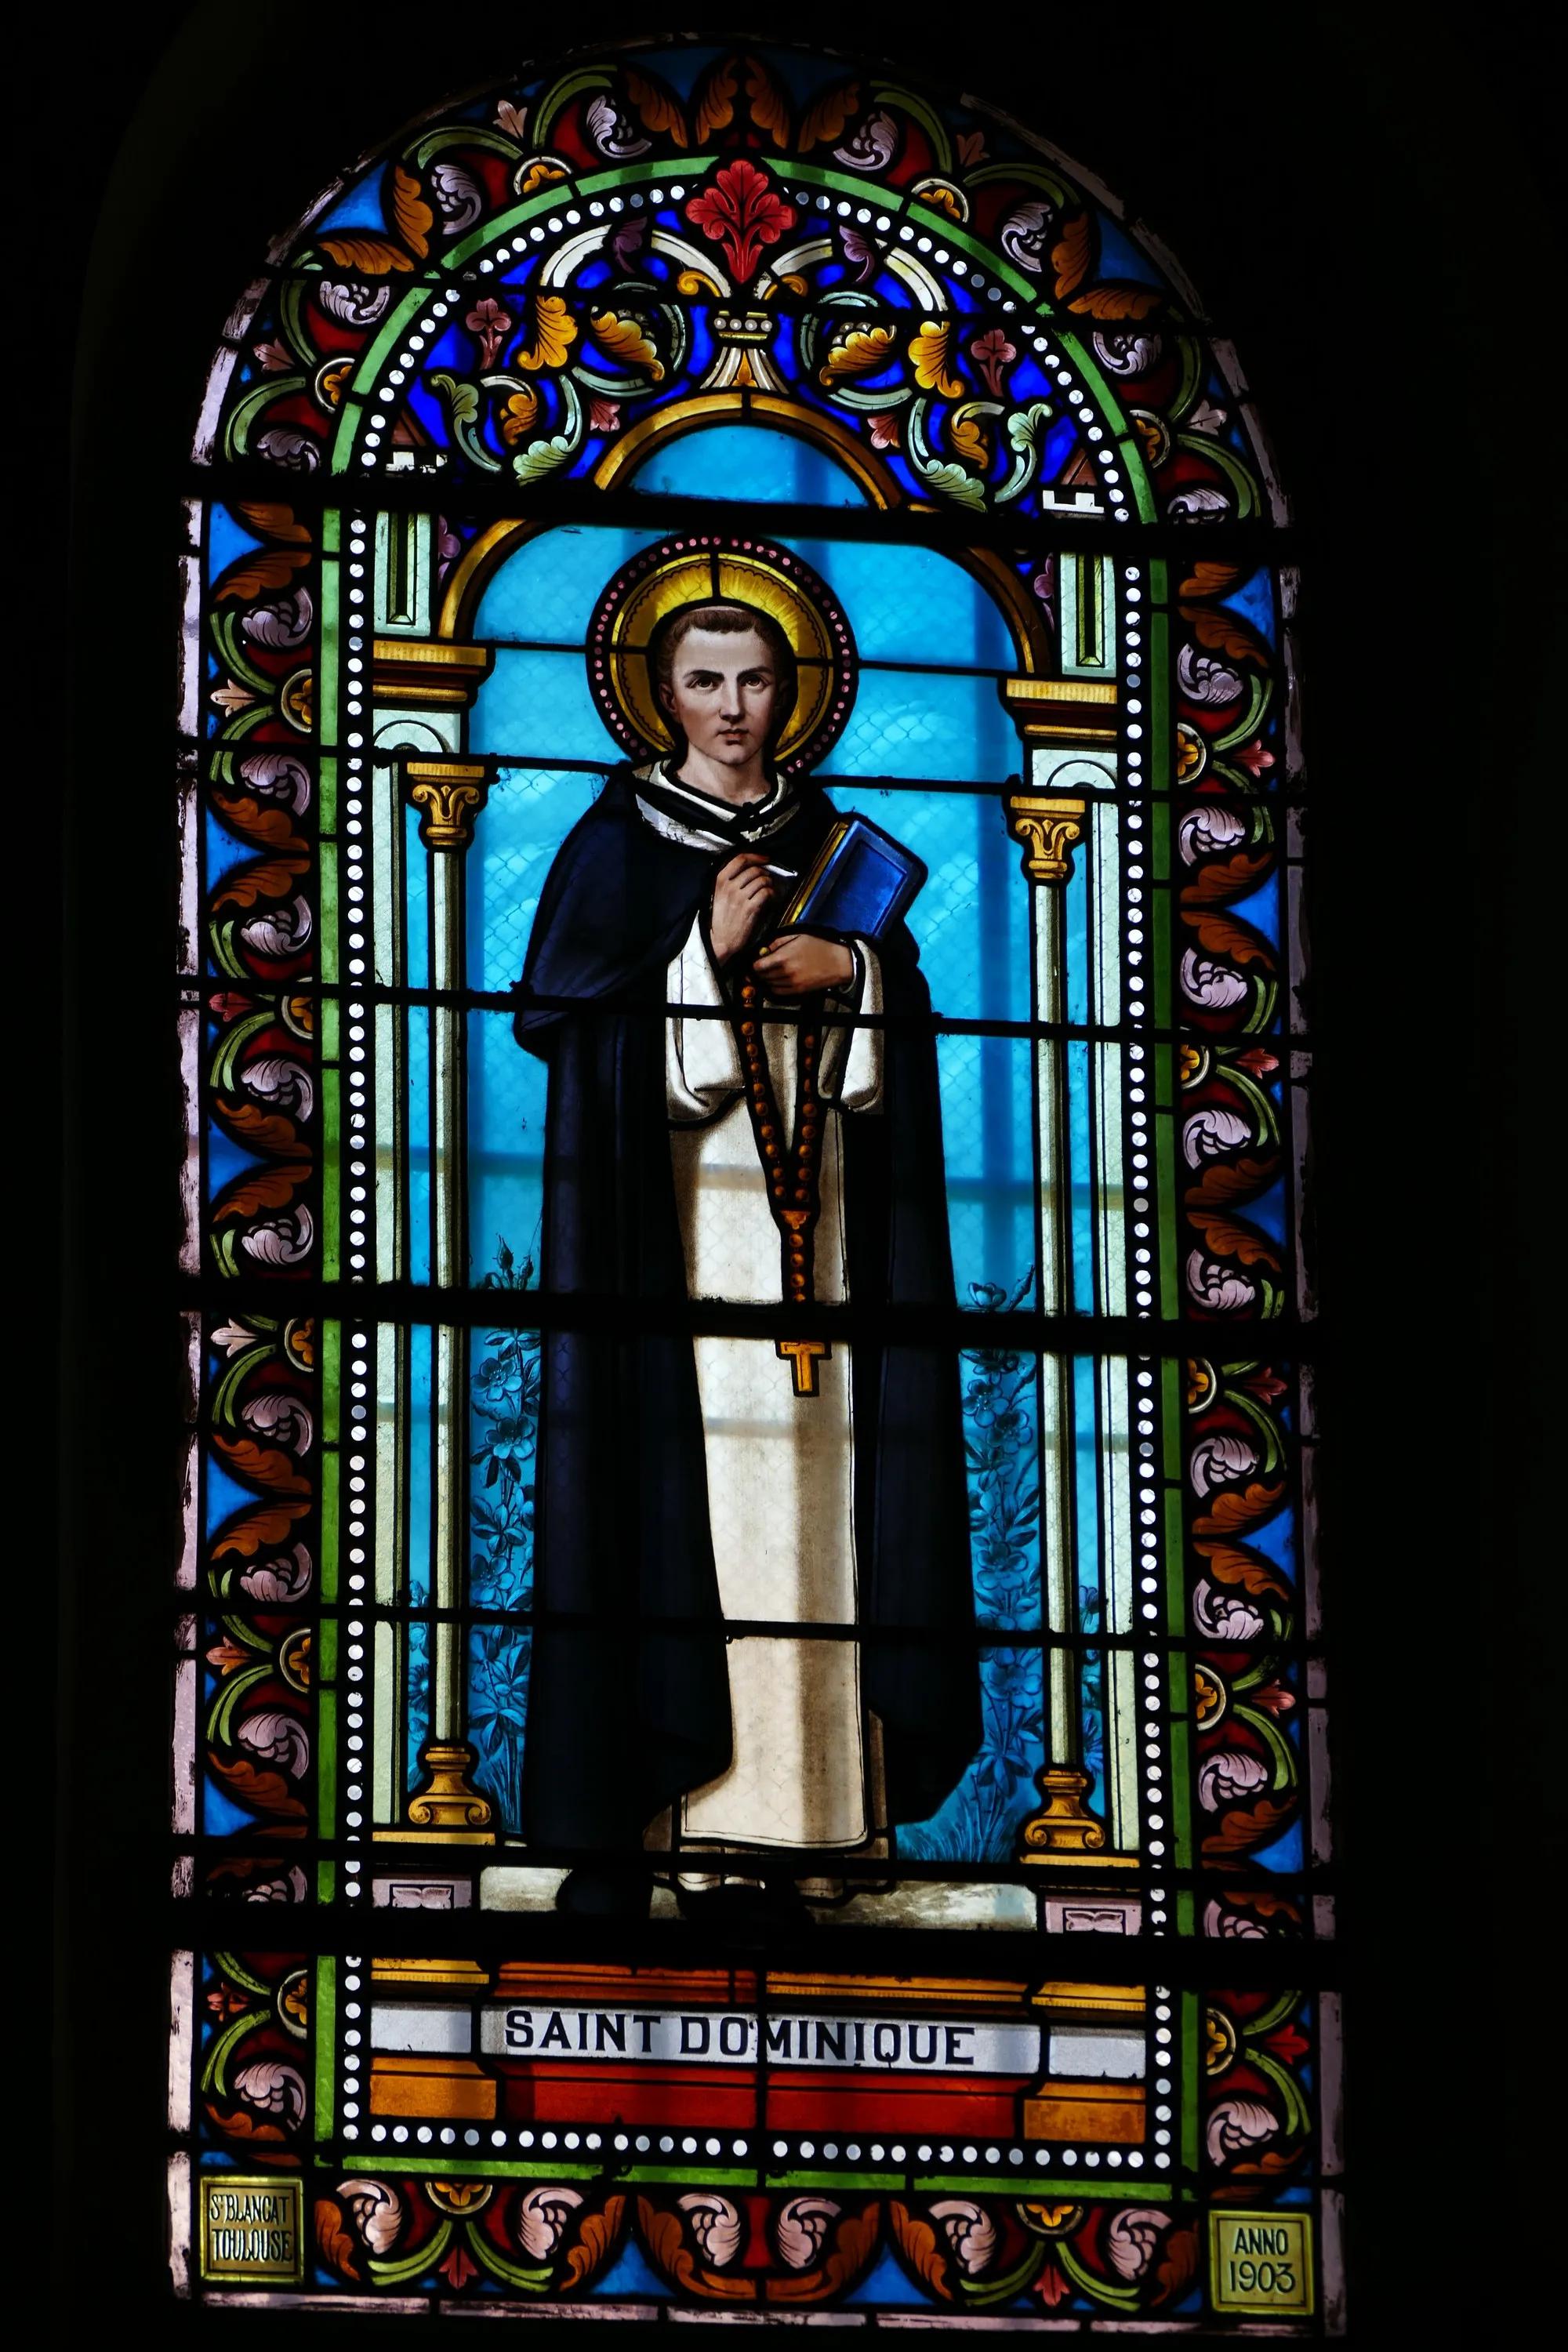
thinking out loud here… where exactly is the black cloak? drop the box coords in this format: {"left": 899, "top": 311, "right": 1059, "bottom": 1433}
{"left": 512, "top": 765, "right": 978, "bottom": 1854}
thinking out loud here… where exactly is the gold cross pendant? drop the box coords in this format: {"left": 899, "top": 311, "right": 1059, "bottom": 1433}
{"left": 775, "top": 1338, "right": 831, "bottom": 1397}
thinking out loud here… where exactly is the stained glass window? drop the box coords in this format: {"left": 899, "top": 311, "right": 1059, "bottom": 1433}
{"left": 169, "top": 41, "right": 1336, "bottom": 2327}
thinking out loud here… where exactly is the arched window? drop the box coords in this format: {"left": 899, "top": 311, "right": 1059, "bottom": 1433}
{"left": 165, "top": 40, "right": 1333, "bottom": 2325}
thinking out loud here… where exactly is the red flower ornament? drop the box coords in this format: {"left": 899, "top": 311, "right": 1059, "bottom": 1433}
{"left": 970, "top": 327, "right": 1017, "bottom": 397}
{"left": 684, "top": 159, "right": 797, "bottom": 287}
{"left": 1262, "top": 2020, "right": 1311, "bottom": 2065}
{"left": 1034, "top": 2260, "right": 1072, "bottom": 2307}
{"left": 464, "top": 298, "right": 513, "bottom": 370}
{"left": 437, "top": 2241, "right": 479, "bottom": 2290}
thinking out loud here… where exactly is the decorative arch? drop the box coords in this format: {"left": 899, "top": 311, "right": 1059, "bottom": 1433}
{"left": 437, "top": 445, "right": 1051, "bottom": 675}
{"left": 172, "top": 35, "right": 1323, "bottom": 2332}
{"left": 211, "top": 49, "right": 1277, "bottom": 532}
{"left": 593, "top": 393, "right": 902, "bottom": 504}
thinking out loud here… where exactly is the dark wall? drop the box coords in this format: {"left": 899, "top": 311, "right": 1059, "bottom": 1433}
{"left": 38, "top": 5, "right": 1558, "bottom": 2343}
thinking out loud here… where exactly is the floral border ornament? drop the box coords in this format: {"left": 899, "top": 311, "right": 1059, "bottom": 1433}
{"left": 207, "top": 45, "right": 1275, "bottom": 533}
{"left": 310, "top": 2179, "right": 1216, "bottom": 2315}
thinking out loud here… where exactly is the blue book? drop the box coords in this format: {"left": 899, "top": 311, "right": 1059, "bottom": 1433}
{"left": 775, "top": 814, "right": 927, "bottom": 942}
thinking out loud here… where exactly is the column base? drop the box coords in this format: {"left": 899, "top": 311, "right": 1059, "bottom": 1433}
{"left": 1018, "top": 1764, "right": 1122, "bottom": 1864}
{"left": 379, "top": 1741, "right": 497, "bottom": 1842}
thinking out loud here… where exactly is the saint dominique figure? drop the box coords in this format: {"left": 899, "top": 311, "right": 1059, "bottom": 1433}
{"left": 513, "top": 538, "right": 979, "bottom": 1920}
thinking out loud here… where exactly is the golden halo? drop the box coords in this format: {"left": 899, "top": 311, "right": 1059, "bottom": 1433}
{"left": 586, "top": 533, "right": 857, "bottom": 774}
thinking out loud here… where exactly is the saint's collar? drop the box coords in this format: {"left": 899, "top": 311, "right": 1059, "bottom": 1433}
{"left": 630, "top": 758, "right": 798, "bottom": 852}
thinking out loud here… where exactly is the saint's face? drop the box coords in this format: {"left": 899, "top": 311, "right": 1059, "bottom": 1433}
{"left": 659, "top": 626, "right": 779, "bottom": 772}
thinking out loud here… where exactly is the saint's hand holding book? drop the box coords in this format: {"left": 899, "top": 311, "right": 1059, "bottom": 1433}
{"left": 714, "top": 817, "right": 929, "bottom": 996}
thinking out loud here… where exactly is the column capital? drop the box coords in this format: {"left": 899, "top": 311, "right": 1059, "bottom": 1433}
{"left": 1006, "top": 793, "right": 1086, "bottom": 885}
{"left": 374, "top": 636, "right": 494, "bottom": 710}
{"left": 1002, "top": 675, "right": 1118, "bottom": 744}
{"left": 405, "top": 759, "right": 490, "bottom": 851}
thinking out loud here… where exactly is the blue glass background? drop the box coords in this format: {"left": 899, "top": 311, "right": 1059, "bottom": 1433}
{"left": 1063, "top": 854, "right": 1090, "bottom": 1026}
{"left": 207, "top": 503, "right": 264, "bottom": 583}
{"left": 816, "top": 670, "right": 1014, "bottom": 784}
{"left": 1222, "top": 565, "right": 1278, "bottom": 647}
{"left": 470, "top": 648, "right": 618, "bottom": 763}
{"left": 1071, "top": 1355, "right": 1107, "bottom": 1824}
{"left": 470, "top": 767, "right": 603, "bottom": 993}
{"left": 407, "top": 1005, "right": 431, "bottom": 1287}
{"left": 405, "top": 1621, "right": 430, "bottom": 1795}
{"left": 1065, "top": 1040, "right": 1094, "bottom": 1314}
{"left": 793, "top": 538, "right": 1014, "bottom": 669}
{"left": 938, "top": 1034, "right": 1033, "bottom": 1306}
{"left": 206, "top": 811, "right": 257, "bottom": 891}
{"left": 469, "top": 1301, "right": 541, "bottom": 1836}
{"left": 466, "top": 768, "right": 601, "bottom": 1278}
{"left": 469, "top": 1623, "right": 531, "bottom": 1835}
{"left": 472, "top": 525, "right": 665, "bottom": 644}
{"left": 407, "top": 1324, "right": 433, "bottom": 1606}
{"left": 627, "top": 423, "right": 869, "bottom": 506}
{"left": 405, "top": 805, "right": 430, "bottom": 989}
{"left": 470, "top": 1012, "right": 546, "bottom": 1288}
{"left": 206, "top": 1116, "right": 262, "bottom": 1208}
{"left": 469, "top": 516, "right": 1022, "bottom": 676}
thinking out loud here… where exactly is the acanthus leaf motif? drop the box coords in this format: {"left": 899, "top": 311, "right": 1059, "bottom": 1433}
{"left": 820, "top": 326, "right": 895, "bottom": 387}
{"left": 390, "top": 165, "right": 433, "bottom": 257}
{"left": 315, "top": 2199, "right": 361, "bottom": 2279}
{"left": 211, "top": 1433, "right": 311, "bottom": 1494}
{"left": 517, "top": 296, "right": 577, "bottom": 373}
{"left": 588, "top": 310, "right": 664, "bottom": 381}
{"left": 678, "top": 2193, "right": 743, "bottom": 2268}
{"left": 691, "top": 56, "right": 739, "bottom": 144}
{"left": 798, "top": 81, "right": 859, "bottom": 152}
{"left": 1067, "top": 283, "right": 1162, "bottom": 320}
{"left": 745, "top": 54, "right": 792, "bottom": 147}
{"left": 946, "top": 408, "right": 991, "bottom": 470}
{"left": 1050, "top": 212, "right": 1092, "bottom": 296}
{"left": 887, "top": 2201, "right": 954, "bottom": 2301}
{"left": 499, "top": 387, "right": 539, "bottom": 445}
{"left": 517, "top": 2183, "right": 583, "bottom": 2260}
{"left": 585, "top": 96, "right": 649, "bottom": 162}
{"left": 684, "top": 159, "right": 797, "bottom": 288}
{"left": 909, "top": 318, "right": 965, "bottom": 400}
{"left": 213, "top": 548, "right": 310, "bottom": 604}
{"left": 318, "top": 234, "right": 413, "bottom": 274}
{"left": 775, "top": 2195, "right": 840, "bottom": 2270}
{"left": 623, "top": 66, "right": 689, "bottom": 149}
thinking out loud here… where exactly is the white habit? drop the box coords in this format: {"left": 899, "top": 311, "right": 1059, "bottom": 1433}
{"left": 663, "top": 903, "right": 884, "bottom": 1856}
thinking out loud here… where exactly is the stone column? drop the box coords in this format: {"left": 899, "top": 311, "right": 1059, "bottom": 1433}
{"left": 396, "top": 758, "right": 495, "bottom": 1838}
{"left": 1000, "top": 790, "right": 1110, "bottom": 1860}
